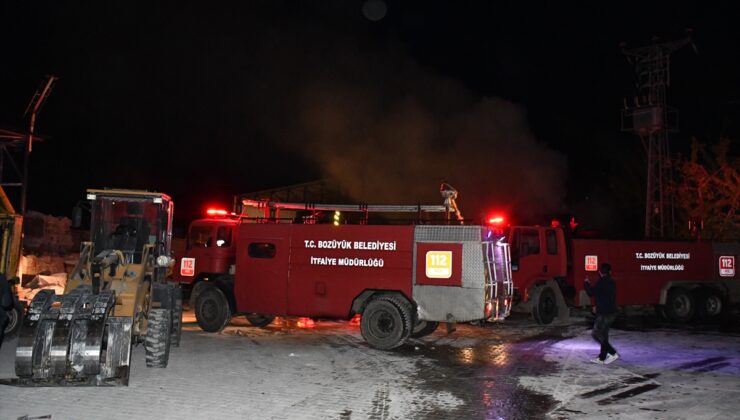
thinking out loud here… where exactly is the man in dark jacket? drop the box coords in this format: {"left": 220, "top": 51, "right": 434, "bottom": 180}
{"left": 584, "top": 263, "right": 619, "bottom": 364}
{"left": 0, "top": 274, "right": 12, "bottom": 350}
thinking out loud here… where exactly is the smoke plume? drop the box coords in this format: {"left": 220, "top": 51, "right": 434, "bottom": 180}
{"left": 244, "top": 7, "right": 567, "bottom": 223}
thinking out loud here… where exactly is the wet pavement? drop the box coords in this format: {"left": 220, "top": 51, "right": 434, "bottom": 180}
{"left": 1, "top": 310, "right": 739, "bottom": 419}
{"left": 396, "top": 326, "right": 565, "bottom": 419}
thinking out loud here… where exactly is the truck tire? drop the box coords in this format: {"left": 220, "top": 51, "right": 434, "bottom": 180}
{"left": 410, "top": 320, "right": 439, "bottom": 338}
{"left": 189, "top": 281, "right": 207, "bottom": 307}
{"left": 664, "top": 288, "right": 695, "bottom": 323}
{"left": 246, "top": 314, "right": 275, "bottom": 327}
{"left": 195, "top": 286, "right": 232, "bottom": 332}
{"left": 360, "top": 295, "right": 412, "bottom": 350}
{"left": 146, "top": 308, "right": 172, "bottom": 368}
{"left": 171, "top": 285, "right": 183, "bottom": 347}
{"left": 695, "top": 289, "right": 726, "bottom": 323}
{"left": 4, "top": 301, "right": 24, "bottom": 337}
{"left": 532, "top": 286, "right": 558, "bottom": 325}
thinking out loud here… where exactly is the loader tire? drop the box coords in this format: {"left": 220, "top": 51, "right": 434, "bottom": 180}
{"left": 664, "top": 288, "right": 695, "bottom": 323}
{"left": 360, "top": 295, "right": 412, "bottom": 350}
{"left": 195, "top": 286, "right": 231, "bottom": 333}
{"left": 145, "top": 308, "right": 172, "bottom": 368}
{"left": 532, "top": 286, "right": 557, "bottom": 325}
{"left": 410, "top": 320, "right": 439, "bottom": 339}
{"left": 4, "top": 301, "right": 24, "bottom": 337}
{"left": 246, "top": 314, "right": 275, "bottom": 327}
{"left": 171, "top": 285, "right": 183, "bottom": 347}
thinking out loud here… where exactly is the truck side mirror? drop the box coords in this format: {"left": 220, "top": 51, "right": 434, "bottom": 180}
{"left": 72, "top": 206, "right": 83, "bottom": 228}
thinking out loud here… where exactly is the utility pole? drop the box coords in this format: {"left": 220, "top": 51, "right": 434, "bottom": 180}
{"left": 620, "top": 34, "right": 695, "bottom": 239}
{"left": 21, "top": 74, "right": 58, "bottom": 216}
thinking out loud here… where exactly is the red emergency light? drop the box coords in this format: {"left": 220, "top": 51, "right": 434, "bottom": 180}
{"left": 487, "top": 216, "right": 505, "bottom": 225}
{"left": 206, "top": 208, "right": 229, "bottom": 217}
{"left": 485, "top": 214, "right": 508, "bottom": 239}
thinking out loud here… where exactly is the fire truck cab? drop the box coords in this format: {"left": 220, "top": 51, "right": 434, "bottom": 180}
{"left": 174, "top": 215, "right": 238, "bottom": 290}
{"left": 507, "top": 224, "right": 740, "bottom": 325}
{"left": 176, "top": 201, "right": 513, "bottom": 350}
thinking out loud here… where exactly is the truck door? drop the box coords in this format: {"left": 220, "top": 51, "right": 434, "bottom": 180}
{"left": 234, "top": 225, "right": 290, "bottom": 315}
{"left": 211, "top": 225, "right": 236, "bottom": 273}
{"left": 543, "top": 228, "right": 567, "bottom": 277}
{"left": 510, "top": 227, "right": 546, "bottom": 294}
{"left": 176, "top": 223, "right": 216, "bottom": 282}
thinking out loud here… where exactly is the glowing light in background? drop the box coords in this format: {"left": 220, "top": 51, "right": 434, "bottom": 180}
{"left": 333, "top": 211, "right": 341, "bottom": 226}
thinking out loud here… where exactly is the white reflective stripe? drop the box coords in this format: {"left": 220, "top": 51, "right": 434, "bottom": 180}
{"left": 84, "top": 349, "right": 100, "bottom": 357}
{"left": 16, "top": 349, "right": 33, "bottom": 357}
{"left": 50, "top": 350, "right": 68, "bottom": 357}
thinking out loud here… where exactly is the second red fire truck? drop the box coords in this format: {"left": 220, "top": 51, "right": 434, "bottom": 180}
{"left": 175, "top": 200, "right": 512, "bottom": 349}
{"left": 498, "top": 219, "right": 739, "bottom": 325}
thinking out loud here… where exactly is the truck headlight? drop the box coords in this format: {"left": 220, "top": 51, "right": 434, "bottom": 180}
{"left": 156, "top": 255, "right": 172, "bottom": 267}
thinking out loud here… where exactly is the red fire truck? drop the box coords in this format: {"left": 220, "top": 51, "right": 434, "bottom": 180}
{"left": 174, "top": 200, "right": 512, "bottom": 349}
{"left": 502, "top": 221, "right": 740, "bottom": 325}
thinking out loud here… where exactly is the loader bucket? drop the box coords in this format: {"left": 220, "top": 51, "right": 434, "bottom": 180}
{"left": 1, "top": 287, "right": 134, "bottom": 386}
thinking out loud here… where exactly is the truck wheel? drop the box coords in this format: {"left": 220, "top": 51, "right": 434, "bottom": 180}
{"left": 146, "top": 308, "right": 172, "bottom": 368}
{"left": 532, "top": 286, "right": 557, "bottom": 325}
{"left": 4, "top": 301, "right": 24, "bottom": 337}
{"left": 360, "top": 295, "right": 412, "bottom": 350}
{"left": 664, "top": 288, "right": 695, "bottom": 323}
{"left": 189, "top": 281, "right": 207, "bottom": 307}
{"left": 195, "top": 286, "right": 232, "bottom": 332}
{"left": 246, "top": 314, "right": 275, "bottom": 327}
{"left": 170, "top": 285, "right": 183, "bottom": 347}
{"left": 695, "top": 289, "right": 726, "bottom": 323}
{"left": 410, "top": 320, "right": 439, "bottom": 338}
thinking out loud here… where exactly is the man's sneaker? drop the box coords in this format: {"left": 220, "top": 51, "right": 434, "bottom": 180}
{"left": 590, "top": 357, "right": 605, "bottom": 364}
{"left": 604, "top": 353, "right": 620, "bottom": 364}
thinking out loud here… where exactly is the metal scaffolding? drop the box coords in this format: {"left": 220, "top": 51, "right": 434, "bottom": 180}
{"left": 621, "top": 35, "right": 694, "bottom": 239}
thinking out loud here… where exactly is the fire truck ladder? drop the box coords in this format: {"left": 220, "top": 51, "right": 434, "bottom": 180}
{"left": 484, "top": 239, "right": 513, "bottom": 320}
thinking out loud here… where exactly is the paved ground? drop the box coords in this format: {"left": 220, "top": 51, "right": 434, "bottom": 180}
{"left": 1, "top": 311, "right": 739, "bottom": 420}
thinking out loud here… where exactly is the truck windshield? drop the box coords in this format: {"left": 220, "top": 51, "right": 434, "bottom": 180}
{"left": 90, "top": 196, "right": 169, "bottom": 263}
{"left": 188, "top": 226, "right": 213, "bottom": 248}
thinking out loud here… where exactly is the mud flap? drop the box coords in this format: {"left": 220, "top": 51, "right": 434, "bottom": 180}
{"left": 550, "top": 280, "right": 570, "bottom": 323}
{"left": 151, "top": 282, "right": 175, "bottom": 310}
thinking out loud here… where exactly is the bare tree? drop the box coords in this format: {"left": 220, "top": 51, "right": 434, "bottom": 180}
{"left": 672, "top": 138, "right": 739, "bottom": 241}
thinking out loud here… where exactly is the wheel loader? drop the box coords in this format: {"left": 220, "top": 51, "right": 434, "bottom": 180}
{"left": 7, "top": 189, "right": 182, "bottom": 386}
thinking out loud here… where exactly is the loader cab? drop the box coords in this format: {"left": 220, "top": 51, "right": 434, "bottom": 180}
{"left": 87, "top": 190, "right": 174, "bottom": 264}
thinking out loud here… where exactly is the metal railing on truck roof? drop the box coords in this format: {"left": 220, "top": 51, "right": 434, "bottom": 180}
{"left": 239, "top": 199, "right": 463, "bottom": 225}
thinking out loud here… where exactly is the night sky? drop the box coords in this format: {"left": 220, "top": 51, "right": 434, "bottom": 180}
{"left": 1, "top": 1, "right": 738, "bottom": 237}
